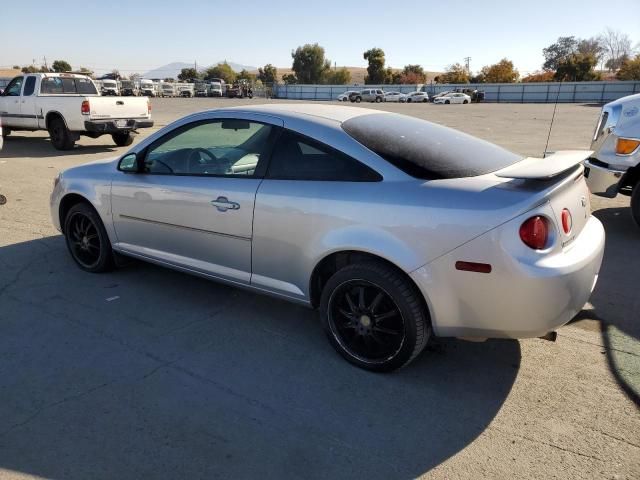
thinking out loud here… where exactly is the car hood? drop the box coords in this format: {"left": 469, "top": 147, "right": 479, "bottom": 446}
{"left": 62, "top": 156, "right": 119, "bottom": 179}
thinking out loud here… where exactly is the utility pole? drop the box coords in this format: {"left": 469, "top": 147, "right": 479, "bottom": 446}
{"left": 464, "top": 56, "right": 471, "bottom": 75}
{"left": 43, "top": 56, "right": 48, "bottom": 71}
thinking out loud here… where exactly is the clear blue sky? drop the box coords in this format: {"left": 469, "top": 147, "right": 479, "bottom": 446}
{"left": 1, "top": 0, "right": 638, "bottom": 76}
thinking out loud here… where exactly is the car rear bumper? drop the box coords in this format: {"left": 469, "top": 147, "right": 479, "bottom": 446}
{"left": 583, "top": 159, "right": 624, "bottom": 198}
{"left": 410, "top": 215, "right": 605, "bottom": 339}
{"left": 84, "top": 119, "right": 154, "bottom": 134}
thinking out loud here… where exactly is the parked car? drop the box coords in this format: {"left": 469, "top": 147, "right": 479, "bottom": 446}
{"left": 209, "top": 82, "right": 223, "bottom": 97}
{"left": 384, "top": 91, "right": 407, "bottom": 103}
{"left": 50, "top": 104, "right": 604, "bottom": 372}
{"left": 584, "top": 93, "right": 640, "bottom": 226}
{"left": 101, "top": 79, "right": 120, "bottom": 96}
{"left": 454, "top": 88, "right": 485, "bottom": 103}
{"left": 0, "top": 73, "right": 153, "bottom": 150}
{"left": 337, "top": 91, "right": 359, "bottom": 102}
{"left": 429, "top": 91, "right": 451, "bottom": 102}
{"left": 405, "top": 92, "right": 429, "bottom": 103}
{"left": 177, "top": 84, "right": 194, "bottom": 98}
{"left": 194, "top": 82, "right": 208, "bottom": 97}
{"left": 352, "top": 88, "right": 384, "bottom": 103}
{"left": 160, "top": 82, "right": 176, "bottom": 97}
{"left": 120, "top": 80, "right": 139, "bottom": 97}
{"left": 434, "top": 92, "right": 472, "bottom": 104}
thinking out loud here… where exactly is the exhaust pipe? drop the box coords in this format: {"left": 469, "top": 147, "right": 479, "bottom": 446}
{"left": 539, "top": 331, "right": 557, "bottom": 342}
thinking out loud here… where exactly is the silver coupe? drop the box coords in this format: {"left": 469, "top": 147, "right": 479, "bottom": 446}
{"left": 51, "top": 104, "right": 605, "bottom": 371}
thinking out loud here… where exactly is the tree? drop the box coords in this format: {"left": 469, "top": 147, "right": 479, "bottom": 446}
{"left": 21, "top": 65, "right": 38, "bottom": 73}
{"left": 238, "top": 69, "right": 256, "bottom": 82}
{"left": 79, "top": 67, "right": 94, "bottom": 77}
{"left": 52, "top": 60, "right": 72, "bottom": 72}
{"left": 257, "top": 64, "right": 278, "bottom": 84}
{"left": 542, "top": 36, "right": 578, "bottom": 71}
{"left": 438, "top": 63, "right": 470, "bottom": 83}
{"left": 129, "top": 72, "right": 141, "bottom": 81}
{"left": 163, "top": 78, "right": 175, "bottom": 83}
{"left": 178, "top": 67, "right": 200, "bottom": 82}
{"left": 616, "top": 55, "right": 640, "bottom": 80}
{"left": 577, "top": 37, "right": 605, "bottom": 65}
{"left": 363, "top": 48, "right": 386, "bottom": 84}
{"left": 522, "top": 71, "right": 555, "bottom": 82}
{"left": 203, "top": 63, "right": 235, "bottom": 83}
{"left": 282, "top": 73, "right": 297, "bottom": 84}
{"left": 12, "top": 65, "right": 20, "bottom": 70}
{"left": 325, "top": 67, "right": 352, "bottom": 84}
{"left": 478, "top": 58, "right": 519, "bottom": 83}
{"left": 291, "top": 43, "right": 331, "bottom": 84}
{"left": 599, "top": 28, "right": 633, "bottom": 71}
{"left": 554, "top": 53, "right": 600, "bottom": 81}
{"left": 401, "top": 65, "right": 426, "bottom": 83}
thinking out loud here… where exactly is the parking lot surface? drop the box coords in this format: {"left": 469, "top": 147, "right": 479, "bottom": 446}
{"left": 0, "top": 99, "right": 638, "bottom": 479}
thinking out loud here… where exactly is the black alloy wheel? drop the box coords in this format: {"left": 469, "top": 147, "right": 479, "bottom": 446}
{"left": 64, "top": 203, "right": 114, "bottom": 272}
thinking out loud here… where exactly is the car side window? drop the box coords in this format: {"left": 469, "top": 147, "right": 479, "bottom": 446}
{"left": 266, "top": 130, "right": 382, "bottom": 182}
{"left": 23, "top": 76, "right": 36, "bottom": 96}
{"left": 143, "top": 119, "right": 275, "bottom": 177}
{"left": 4, "top": 77, "right": 23, "bottom": 96}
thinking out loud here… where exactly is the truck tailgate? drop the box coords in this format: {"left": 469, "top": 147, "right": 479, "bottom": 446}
{"left": 88, "top": 97, "right": 150, "bottom": 120}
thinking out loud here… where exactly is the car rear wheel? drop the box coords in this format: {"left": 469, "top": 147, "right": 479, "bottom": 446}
{"left": 48, "top": 117, "right": 75, "bottom": 150}
{"left": 342, "top": 97, "right": 348, "bottom": 102}
{"left": 422, "top": 98, "right": 428, "bottom": 103}
{"left": 112, "top": 132, "right": 134, "bottom": 147}
{"left": 631, "top": 184, "right": 640, "bottom": 228}
{"left": 64, "top": 203, "right": 114, "bottom": 273}
{"left": 355, "top": 96, "right": 362, "bottom": 103}
{"left": 445, "top": 100, "right": 450, "bottom": 104}
{"left": 375, "top": 97, "right": 382, "bottom": 103}
{"left": 320, "top": 262, "right": 431, "bottom": 372}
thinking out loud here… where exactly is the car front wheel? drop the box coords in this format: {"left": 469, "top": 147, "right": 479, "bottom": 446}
{"left": 320, "top": 262, "right": 431, "bottom": 372}
{"left": 64, "top": 202, "right": 114, "bottom": 273}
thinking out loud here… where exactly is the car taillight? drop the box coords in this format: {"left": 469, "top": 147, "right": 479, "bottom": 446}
{"left": 81, "top": 100, "right": 90, "bottom": 115}
{"left": 561, "top": 208, "right": 572, "bottom": 234}
{"left": 519, "top": 216, "right": 549, "bottom": 250}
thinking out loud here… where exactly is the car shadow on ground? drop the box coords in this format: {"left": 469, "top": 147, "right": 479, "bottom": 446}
{"left": 0, "top": 135, "right": 119, "bottom": 158}
{"left": 575, "top": 206, "right": 640, "bottom": 406}
{"left": 0, "top": 235, "right": 520, "bottom": 480}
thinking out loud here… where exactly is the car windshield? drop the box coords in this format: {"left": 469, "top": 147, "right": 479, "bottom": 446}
{"left": 342, "top": 113, "right": 522, "bottom": 179}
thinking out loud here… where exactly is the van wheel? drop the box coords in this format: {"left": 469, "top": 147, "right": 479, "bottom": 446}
{"left": 112, "top": 132, "right": 134, "bottom": 147}
{"left": 320, "top": 261, "right": 431, "bottom": 372}
{"left": 631, "top": 185, "right": 640, "bottom": 228}
{"left": 48, "top": 117, "right": 75, "bottom": 150}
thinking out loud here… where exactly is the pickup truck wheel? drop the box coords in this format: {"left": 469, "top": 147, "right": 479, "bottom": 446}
{"left": 112, "top": 132, "right": 134, "bottom": 147}
{"left": 320, "top": 261, "right": 431, "bottom": 372}
{"left": 1, "top": 128, "right": 10, "bottom": 138}
{"left": 631, "top": 184, "right": 640, "bottom": 228}
{"left": 48, "top": 117, "right": 75, "bottom": 150}
{"left": 64, "top": 202, "right": 114, "bottom": 273}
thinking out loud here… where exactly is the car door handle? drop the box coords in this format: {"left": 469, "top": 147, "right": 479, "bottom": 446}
{"left": 210, "top": 196, "right": 240, "bottom": 212}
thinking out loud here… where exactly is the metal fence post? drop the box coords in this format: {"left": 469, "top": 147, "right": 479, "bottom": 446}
{"left": 497, "top": 85, "right": 501, "bottom": 103}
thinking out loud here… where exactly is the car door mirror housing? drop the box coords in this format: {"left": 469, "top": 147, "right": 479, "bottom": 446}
{"left": 118, "top": 153, "right": 139, "bottom": 172}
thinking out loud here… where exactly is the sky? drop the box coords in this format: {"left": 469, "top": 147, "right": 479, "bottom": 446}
{"left": 1, "top": 0, "right": 638, "bottom": 76}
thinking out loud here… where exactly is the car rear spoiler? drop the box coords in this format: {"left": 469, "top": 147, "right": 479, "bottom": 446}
{"left": 494, "top": 150, "right": 593, "bottom": 179}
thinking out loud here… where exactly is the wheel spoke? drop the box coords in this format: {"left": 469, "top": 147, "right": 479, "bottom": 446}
{"left": 375, "top": 310, "right": 398, "bottom": 322}
{"left": 369, "top": 291, "right": 384, "bottom": 313}
{"left": 358, "top": 286, "right": 365, "bottom": 309}
{"left": 370, "top": 332, "right": 386, "bottom": 345}
{"left": 338, "top": 308, "right": 354, "bottom": 320}
{"left": 344, "top": 292, "right": 357, "bottom": 314}
{"left": 373, "top": 326, "right": 401, "bottom": 336}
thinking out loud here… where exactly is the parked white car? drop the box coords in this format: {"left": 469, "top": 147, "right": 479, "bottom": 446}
{"left": 337, "top": 91, "right": 359, "bottom": 102}
{"left": 405, "top": 92, "right": 429, "bottom": 103}
{"left": 0, "top": 73, "right": 153, "bottom": 150}
{"left": 384, "top": 91, "right": 407, "bottom": 103}
{"left": 434, "top": 93, "right": 472, "bottom": 104}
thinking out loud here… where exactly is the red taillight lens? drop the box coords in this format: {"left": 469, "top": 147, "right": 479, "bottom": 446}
{"left": 81, "top": 100, "right": 90, "bottom": 114}
{"left": 561, "top": 208, "right": 572, "bottom": 234}
{"left": 519, "top": 216, "right": 549, "bottom": 250}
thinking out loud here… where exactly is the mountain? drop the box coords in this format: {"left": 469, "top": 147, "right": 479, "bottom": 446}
{"left": 143, "top": 61, "right": 257, "bottom": 80}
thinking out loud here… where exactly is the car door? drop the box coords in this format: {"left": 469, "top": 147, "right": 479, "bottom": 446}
{"left": 0, "top": 76, "right": 24, "bottom": 128}
{"left": 111, "top": 113, "right": 283, "bottom": 284}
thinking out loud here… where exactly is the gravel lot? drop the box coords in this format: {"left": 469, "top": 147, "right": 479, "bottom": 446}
{"left": 0, "top": 99, "right": 638, "bottom": 480}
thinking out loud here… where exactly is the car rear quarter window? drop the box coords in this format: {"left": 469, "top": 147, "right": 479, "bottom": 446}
{"left": 266, "top": 130, "right": 382, "bottom": 182}
{"left": 342, "top": 113, "right": 522, "bottom": 179}
{"left": 23, "top": 76, "right": 36, "bottom": 96}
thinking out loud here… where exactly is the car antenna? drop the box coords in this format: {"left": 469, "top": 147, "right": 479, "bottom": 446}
{"left": 543, "top": 81, "right": 562, "bottom": 158}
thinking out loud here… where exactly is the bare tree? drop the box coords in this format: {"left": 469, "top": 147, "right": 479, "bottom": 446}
{"left": 599, "top": 28, "right": 632, "bottom": 71}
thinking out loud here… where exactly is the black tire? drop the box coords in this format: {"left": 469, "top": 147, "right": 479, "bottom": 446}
{"left": 422, "top": 98, "right": 428, "bottom": 103}
{"left": 355, "top": 96, "right": 362, "bottom": 103}
{"left": 342, "top": 97, "right": 348, "bottom": 102}
{"left": 631, "top": 184, "right": 640, "bottom": 228}
{"left": 64, "top": 202, "right": 114, "bottom": 273}
{"left": 445, "top": 100, "right": 450, "bottom": 104}
{"left": 320, "top": 261, "right": 431, "bottom": 372}
{"left": 407, "top": 98, "right": 412, "bottom": 103}
{"left": 1, "top": 128, "right": 10, "bottom": 138}
{"left": 48, "top": 117, "right": 75, "bottom": 150}
{"left": 463, "top": 99, "right": 469, "bottom": 104}
{"left": 112, "top": 132, "right": 134, "bottom": 147}
{"left": 375, "top": 96, "right": 382, "bottom": 103}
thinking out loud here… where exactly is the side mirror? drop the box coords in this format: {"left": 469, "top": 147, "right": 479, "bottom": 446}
{"left": 118, "top": 153, "right": 138, "bottom": 172}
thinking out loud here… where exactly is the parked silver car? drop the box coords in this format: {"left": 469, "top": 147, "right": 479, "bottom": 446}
{"left": 51, "top": 104, "right": 604, "bottom": 371}
{"left": 352, "top": 89, "right": 384, "bottom": 103}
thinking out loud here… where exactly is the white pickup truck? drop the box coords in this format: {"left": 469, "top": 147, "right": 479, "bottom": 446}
{"left": 584, "top": 93, "right": 640, "bottom": 226}
{"left": 0, "top": 73, "right": 153, "bottom": 150}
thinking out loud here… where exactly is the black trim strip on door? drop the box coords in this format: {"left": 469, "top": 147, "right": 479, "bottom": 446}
{"left": 119, "top": 214, "right": 251, "bottom": 241}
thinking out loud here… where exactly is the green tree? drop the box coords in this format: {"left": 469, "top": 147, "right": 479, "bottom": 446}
{"left": 257, "top": 64, "right": 278, "bottom": 84}
{"left": 79, "top": 67, "right": 94, "bottom": 77}
{"left": 21, "top": 65, "right": 38, "bottom": 73}
{"left": 478, "top": 58, "right": 519, "bottom": 83}
{"left": 401, "top": 65, "right": 426, "bottom": 83}
{"left": 616, "top": 55, "right": 640, "bottom": 80}
{"left": 282, "top": 73, "right": 298, "bottom": 84}
{"left": 238, "top": 69, "right": 256, "bottom": 82}
{"left": 326, "top": 67, "right": 352, "bottom": 84}
{"left": 542, "top": 36, "right": 578, "bottom": 71}
{"left": 12, "top": 65, "right": 20, "bottom": 70}
{"left": 363, "top": 48, "right": 386, "bottom": 84}
{"left": 52, "top": 60, "right": 72, "bottom": 72}
{"left": 291, "top": 43, "right": 331, "bottom": 84}
{"left": 554, "top": 53, "right": 600, "bottom": 81}
{"left": 438, "top": 63, "right": 470, "bottom": 83}
{"left": 203, "top": 63, "right": 236, "bottom": 83}
{"left": 178, "top": 67, "right": 200, "bottom": 82}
